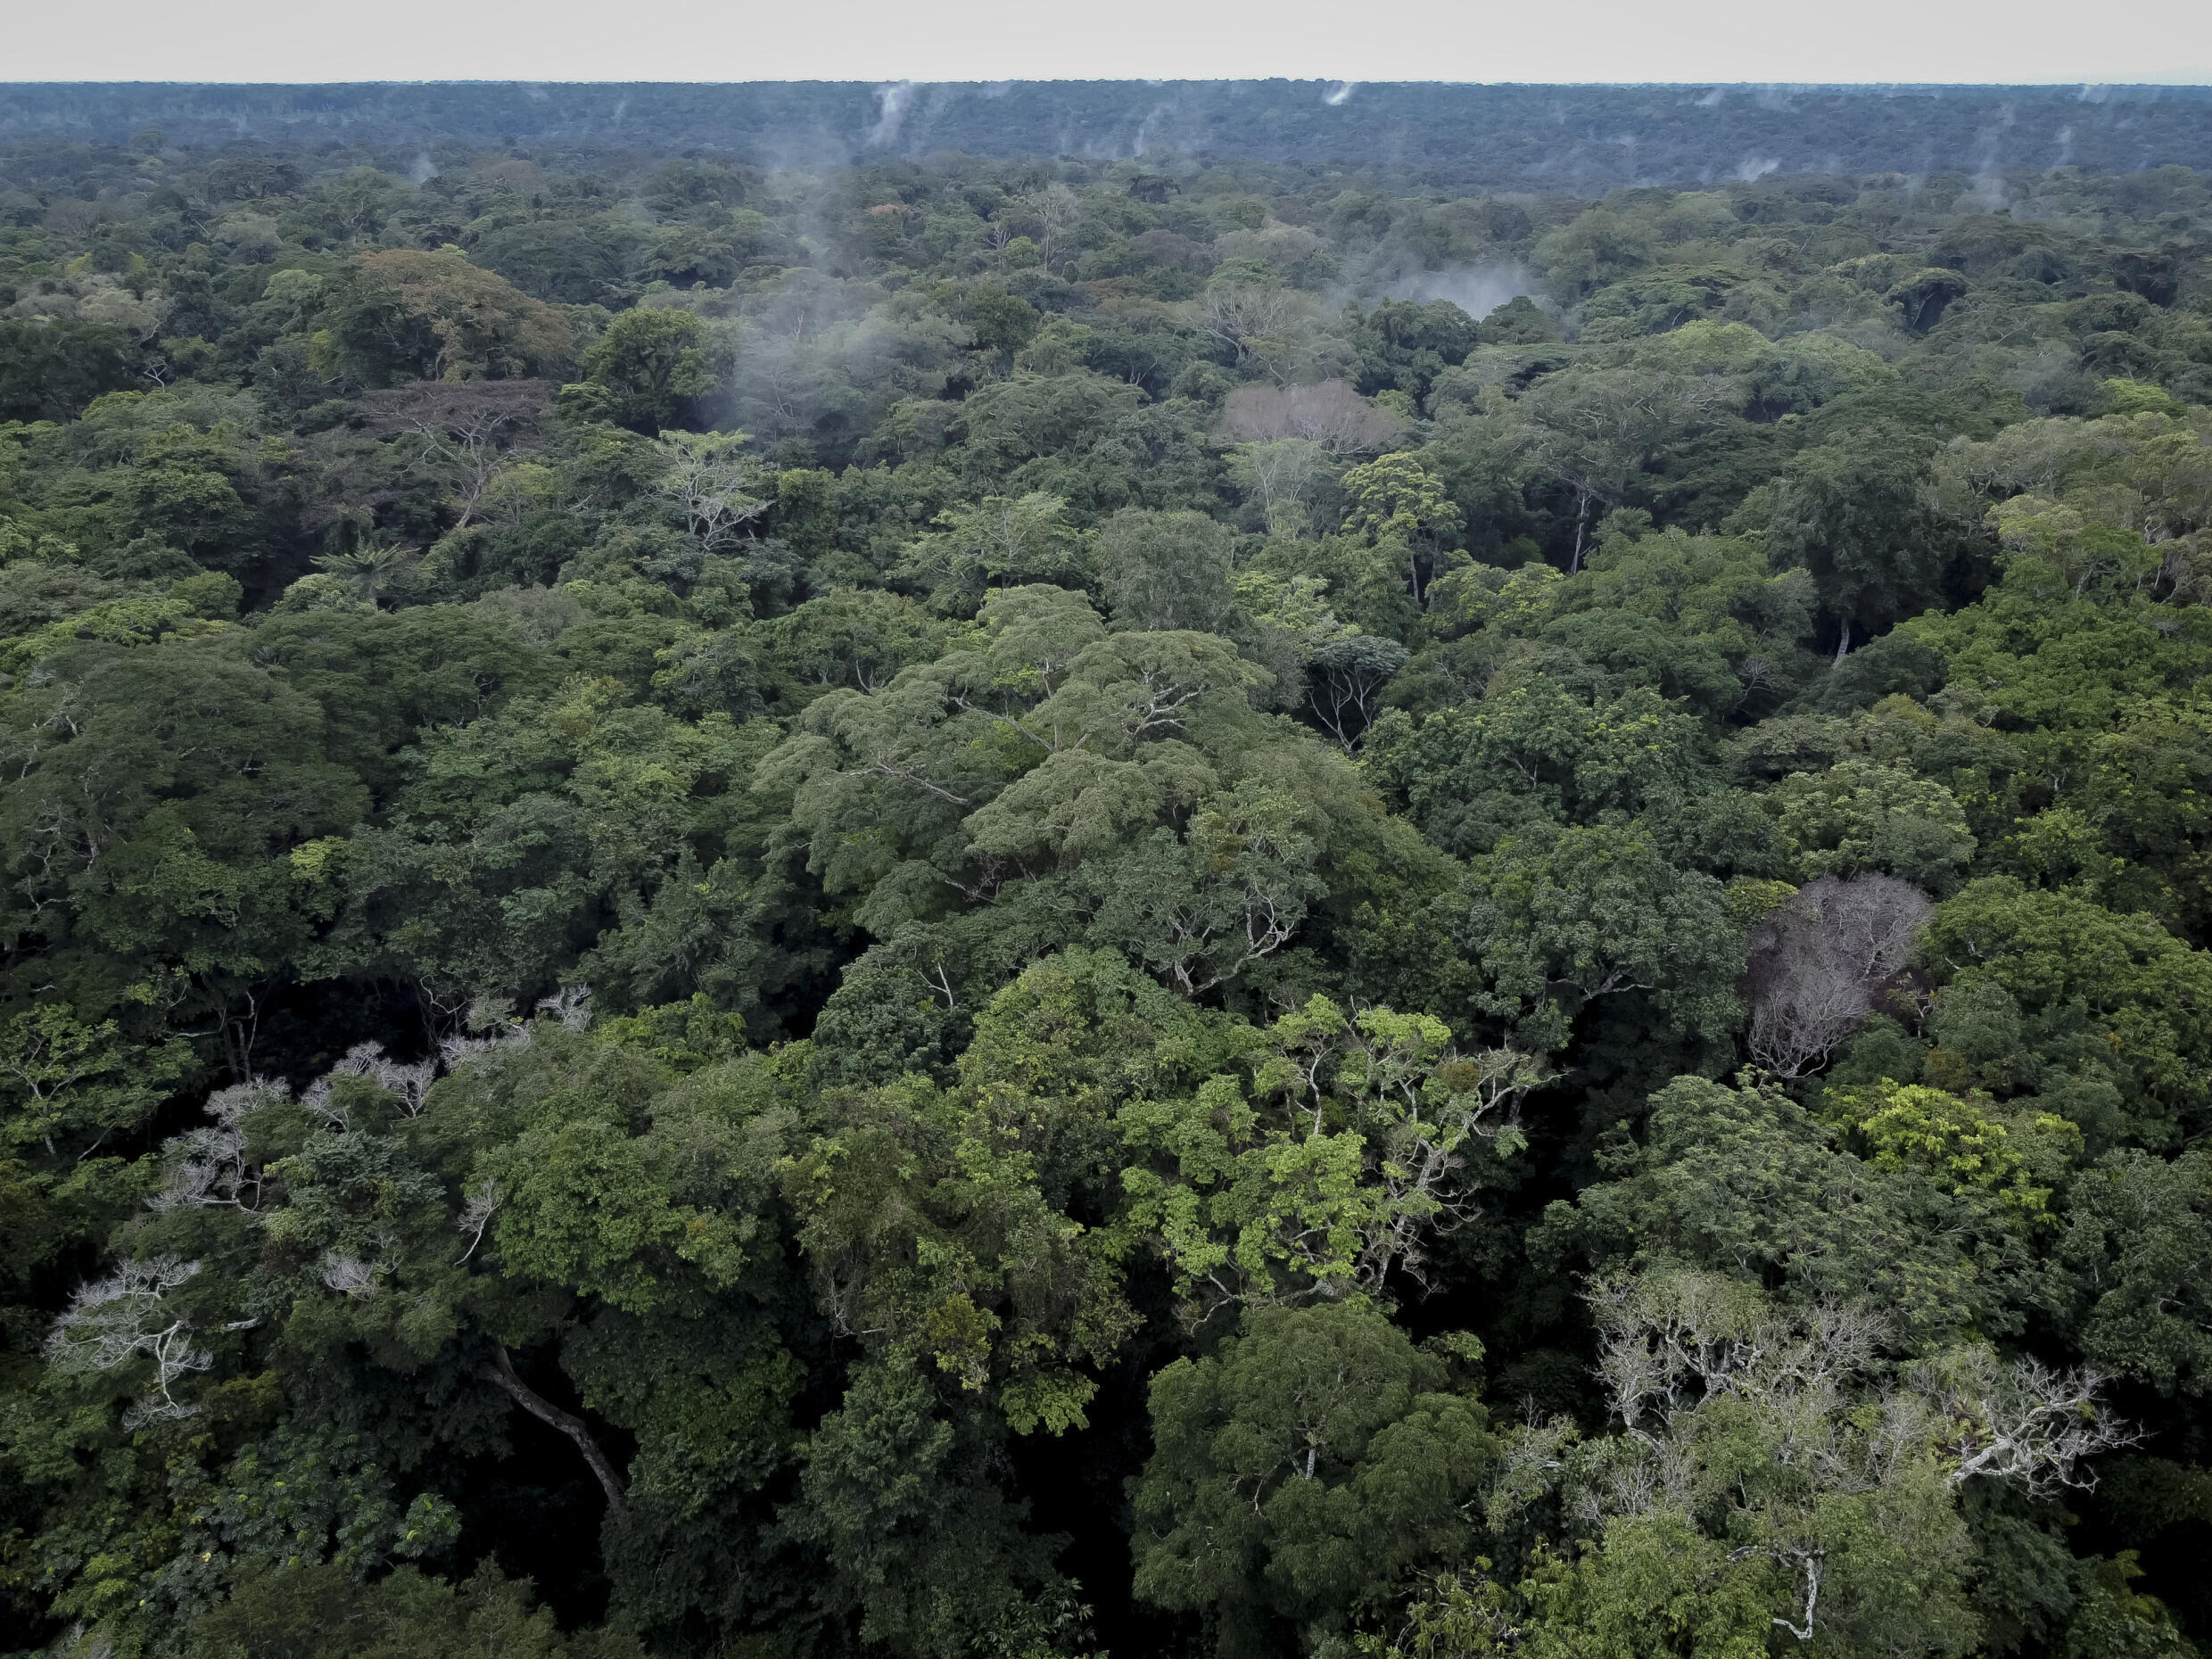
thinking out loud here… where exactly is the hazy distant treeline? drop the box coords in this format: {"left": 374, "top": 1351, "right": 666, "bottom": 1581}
{"left": 4, "top": 80, "right": 2212, "bottom": 191}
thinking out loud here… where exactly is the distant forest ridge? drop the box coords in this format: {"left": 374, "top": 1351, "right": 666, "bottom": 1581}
{"left": 4, "top": 81, "right": 2212, "bottom": 192}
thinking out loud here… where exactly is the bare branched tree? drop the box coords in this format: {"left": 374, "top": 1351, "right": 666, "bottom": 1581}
{"left": 1218, "top": 380, "right": 1409, "bottom": 457}
{"left": 361, "top": 380, "right": 556, "bottom": 531}
{"left": 301, "top": 1039, "right": 437, "bottom": 1125}
{"left": 1589, "top": 1270, "right": 1889, "bottom": 1443}
{"left": 455, "top": 1178, "right": 501, "bottom": 1264}
{"left": 1196, "top": 285, "right": 1312, "bottom": 381}
{"left": 650, "top": 432, "right": 767, "bottom": 554}
{"left": 1904, "top": 1347, "right": 2140, "bottom": 1498}
{"left": 440, "top": 1009, "right": 535, "bottom": 1071}
{"left": 1018, "top": 182, "right": 1081, "bottom": 272}
{"left": 318, "top": 1250, "right": 384, "bottom": 1298}
{"left": 1556, "top": 1269, "right": 2132, "bottom": 1645}
{"left": 1586, "top": 1271, "right": 2130, "bottom": 1501}
{"left": 535, "top": 986, "right": 593, "bottom": 1031}
{"left": 147, "top": 1078, "right": 288, "bottom": 1214}
{"left": 1746, "top": 875, "right": 1931, "bottom": 1077}
{"left": 44, "top": 1256, "right": 214, "bottom": 1426}
{"left": 1225, "top": 437, "right": 1334, "bottom": 538}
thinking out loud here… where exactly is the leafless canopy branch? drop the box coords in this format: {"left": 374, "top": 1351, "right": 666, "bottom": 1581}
{"left": 1746, "top": 875, "right": 1930, "bottom": 1077}
{"left": 1218, "top": 381, "right": 1410, "bottom": 457}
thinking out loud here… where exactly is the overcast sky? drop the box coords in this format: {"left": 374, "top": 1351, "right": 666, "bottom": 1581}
{"left": 5, "top": 0, "right": 2207, "bottom": 85}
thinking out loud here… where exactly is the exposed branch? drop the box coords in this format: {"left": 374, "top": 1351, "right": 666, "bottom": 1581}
{"left": 481, "top": 1344, "right": 628, "bottom": 1511}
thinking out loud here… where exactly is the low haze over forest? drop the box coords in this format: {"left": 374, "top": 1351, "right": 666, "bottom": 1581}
{"left": 3, "top": 81, "right": 2212, "bottom": 1659}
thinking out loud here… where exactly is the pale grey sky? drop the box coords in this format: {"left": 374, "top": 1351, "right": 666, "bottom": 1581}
{"left": 4, "top": 0, "right": 2207, "bottom": 85}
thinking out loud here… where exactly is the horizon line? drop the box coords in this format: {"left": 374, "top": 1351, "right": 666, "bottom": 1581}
{"left": 6, "top": 78, "right": 2212, "bottom": 91}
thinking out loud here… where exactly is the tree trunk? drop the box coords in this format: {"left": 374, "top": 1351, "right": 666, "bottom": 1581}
{"left": 481, "top": 1344, "right": 627, "bottom": 1510}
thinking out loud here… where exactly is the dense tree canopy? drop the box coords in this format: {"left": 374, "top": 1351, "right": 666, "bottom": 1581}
{"left": 3, "top": 119, "right": 2212, "bottom": 1659}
